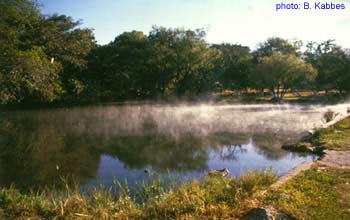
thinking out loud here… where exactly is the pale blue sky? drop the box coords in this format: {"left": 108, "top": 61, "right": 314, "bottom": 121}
{"left": 40, "top": 0, "right": 350, "bottom": 49}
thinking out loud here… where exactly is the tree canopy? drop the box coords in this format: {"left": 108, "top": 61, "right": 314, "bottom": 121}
{"left": 83, "top": 27, "right": 221, "bottom": 100}
{"left": 0, "top": 0, "right": 95, "bottom": 104}
{"left": 212, "top": 44, "right": 252, "bottom": 91}
{"left": 305, "top": 40, "right": 349, "bottom": 93}
{"left": 253, "top": 53, "right": 317, "bottom": 100}
{"left": 1, "top": 0, "right": 350, "bottom": 105}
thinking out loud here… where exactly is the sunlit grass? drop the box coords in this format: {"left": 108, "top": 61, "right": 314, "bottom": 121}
{"left": 308, "top": 117, "right": 350, "bottom": 151}
{"left": 264, "top": 167, "right": 350, "bottom": 220}
{"left": 282, "top": 117, "right": 350, "bottom": 153}
{"left": 0, "top": 171, "right": 276, "bottom": 220}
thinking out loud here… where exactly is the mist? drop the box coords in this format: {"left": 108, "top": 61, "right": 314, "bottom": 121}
{"left": 8, "top": 102, "right": 349, "bottom": 140}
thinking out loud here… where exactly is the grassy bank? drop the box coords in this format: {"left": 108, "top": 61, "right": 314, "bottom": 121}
{"left": 264, "top": 167, "right": 350, "bottom": 220}
{"left": 0, "top": 172, "right": 276, "bottom": 220}
{"left": 2, "top": 168, "right": 348, "bottom": 220}
{"left": 283, "top": 116, "right": 350, "bottom": 153}
{"left": 266, "top": 116, "right": 350, "bottom": 220}
{"left": 1, "top": 117, "right": 349, "bottom": 220}
{"left": 308, "top": 116, "right": 350, "bottom": 151}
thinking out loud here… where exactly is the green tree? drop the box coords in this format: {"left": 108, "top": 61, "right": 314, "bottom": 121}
{"left": 84, "top": 27, "right": 221, "bottom": 100}
{"left": 211, "top": 44, "right": 252, "bottom": 91}
{"left": 254, "top": 37, "right": 301, "bottom": 59}
{"left": 253, "top": 53, "right": 317, "bottom": 100}
{"left": 0, "top": 47, "right": 62, "bottom": 103}
{"left": 305, "top": 40, "right": 347, "bottom": 93}
{"left": 340, "top": 50, "right": 350, "bottom": 93}
{"left": 37, "top": 14, "right": 95, "bottom": 99}
{"left": 147, "top": 26, "right": 221, "bottom": 97}
{"left": 250, "top": 38, "right": 303, "bottom": 94}
{"left": 84, "top": 31, "right": 150, "bottom": 100}
{"left": 0, "top": 0, "right": 95, "bottom": 104}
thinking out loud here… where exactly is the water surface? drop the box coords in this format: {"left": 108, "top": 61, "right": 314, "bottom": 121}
{"left": 0, "top": 103, "right": 348, "bottom": 190}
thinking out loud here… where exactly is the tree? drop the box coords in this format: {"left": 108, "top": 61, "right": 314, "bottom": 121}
{"left": 37, "top": 14, "right": 95, "bottom": 100}
{"left": 84, "top": 31, "right": 150, "bottom": 100}
{"left": 0, "top": 0, "right": 59, "bottom": 103}
{"left": 0, "top": 0, "right": 42, "bottom": 52}
{"left": 253, "top": 53, "right": 317, "bottom": 100}
{"left": 147, "top": 26, "right": 221, "bottom": 97}
{"left": 0, "top": 47, "right": 62, "bottom": 103}
{"left": 211, "top": 44, "right": 252, "bottom": 91}
{"left": 0, "top": 0, "right": 95, "bottom": 104}
{"left": 250, "top": 37, "right": 304, "bottom": 94}
{"left": 253, "top": 37, "right": 301, "bottom": 59}
{"left": 305, "top": 40, "right": 347, "bottom": 93}
{"left": 340, "top": 50, "right": 350, "bottom": 93}
{"left": 84, "top": 27, "right": 221, "bottom": 100}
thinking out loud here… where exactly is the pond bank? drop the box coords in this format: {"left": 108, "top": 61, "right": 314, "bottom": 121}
{"left": 272, "top": 113, "right": 350, "bottom": 188}
{"left": 244, "top": 115, "right": 350, "bottom": 220}
{"left": 0, "top": 111, "right": 349, "bottom": 219}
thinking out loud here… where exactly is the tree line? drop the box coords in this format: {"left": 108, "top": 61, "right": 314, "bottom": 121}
{"left": 1, "top": 0, "right": 350, "bottom": 104}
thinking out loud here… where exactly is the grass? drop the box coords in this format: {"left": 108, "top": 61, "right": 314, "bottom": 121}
{"left": 307, "top": 117, "right": 350, "bottom": 151}
{"left": 283, "top": 117, "right": 350, "bottom": 153}
{"left": 262, "top": 116, "right": 350, "bottom": 219}
{"left": 0, "top": 171, "right": 276, "bottom": 220}
{"left": 264, "top": 167, "right": 350, "bottom": 220}
{"left": 1, "top": 115, "right": 349, "bottom": 219}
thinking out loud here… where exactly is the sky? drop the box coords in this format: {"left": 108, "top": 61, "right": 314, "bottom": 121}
{"left": 40, "top": 0, "right": 350, "bottom": 49}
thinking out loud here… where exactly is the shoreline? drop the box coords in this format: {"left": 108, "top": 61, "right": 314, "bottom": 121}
{"left": 273, "top": 112, "right": 350, "bottom": 188}
{"left": 242, "top": 114, "right": 350, "bottom": 219}
{"left": 1, "top": 93, "right": 348, "bottom": 112}
{"left": 0, "top": 106, "right": 349, "bottom": 219}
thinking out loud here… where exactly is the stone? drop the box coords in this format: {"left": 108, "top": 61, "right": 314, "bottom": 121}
{"left": 243, "top": 207, "right": 296, "bottom": 220}
{"left": 243, "top": 208, "right": 275, "bottom": 220}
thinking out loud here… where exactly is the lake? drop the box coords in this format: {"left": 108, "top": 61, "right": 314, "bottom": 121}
{"left": 0, "top": 103, "right": 348, "bottom": 190}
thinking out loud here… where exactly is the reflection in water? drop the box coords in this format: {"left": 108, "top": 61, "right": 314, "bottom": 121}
{"left": 0, "top": 116, "right": 101, "bottom": 189}
{"left": 0, "top": 103, "right": 347, "bottom": 190}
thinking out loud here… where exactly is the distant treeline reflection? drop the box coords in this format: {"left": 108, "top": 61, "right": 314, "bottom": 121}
{"left": 0, "top": 111, "right": 292, "bottom": 190}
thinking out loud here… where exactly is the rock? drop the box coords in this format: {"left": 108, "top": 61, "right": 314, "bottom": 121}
{"left": 243, "top": 208, "right": 275, "bottom": 220}
{"left": 243, "top": 207, "right": 296, "bottom": 220}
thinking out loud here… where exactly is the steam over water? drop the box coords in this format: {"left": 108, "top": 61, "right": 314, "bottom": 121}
{"left": 83, "top": 103, "right": 348, "bottom": 136}
{"left": 0, "top": 103, "right": 349, "bottom": 190}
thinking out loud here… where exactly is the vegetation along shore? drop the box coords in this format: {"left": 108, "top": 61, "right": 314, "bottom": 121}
{"left": 1, "top": 0, "right": 350, "bottom": 106}
{"left": 0, "top": 116, "right": 349, "bottom": 220}
{"left": 1, "top": 1, "right": 350, "bottom": 220}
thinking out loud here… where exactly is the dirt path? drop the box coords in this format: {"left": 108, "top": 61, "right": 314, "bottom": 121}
{"left": 318, "top": 150, "right": 350, "bottom": 169}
